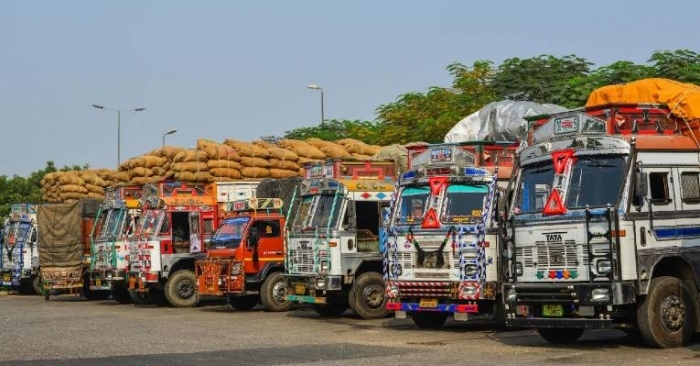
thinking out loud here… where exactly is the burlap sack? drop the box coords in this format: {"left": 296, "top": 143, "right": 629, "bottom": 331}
{"left": 269, "top": 168, "right": 299, "bottom": 179}
{"left": 114, "top": 171, "right": 129, "bottom": 183}
{"left": 177, "top": 161, "right": 209, "bottom": 173}
{"left": 173, "top": 149, "right": 208, "bottom": 163}
{"left": 57, "top": 173, "right": 84, "bottom": 186}
{"left": 60, "top": 192, "right": 88, "bottom": 200}
{"left": 351, "top": 153, "right": 373, "bottom": 160}
{"left": 85, "top": 183, "right": 105, "bottom": 195}
{"left": 88, "top": 192, "right": 105, "bottom": 200}
{"left": 209, "top": 168, "right": 242, "bottom": 180}
{"left": 60, "top": 184, "right": 88, "bottom": 194}
{"left": 239, "top": 157, "right": 271, "bottom": 168}
{"left": 196, "top": 138, "right": 219, "bottom": 150}
{"left": 129, "top": 177, "right": 153, "bottom": 185}
{"left": 147, "top": 146, "right": 184, "bottom": 160}
{"left": 141, "top": 155, "right": 167, "bottom": 169}
{"left": 241, "top": 167, "right": 270, "bottom": 178}
{"left": 151, "top": 166, "right": 168, "bottom": 176}
{"left": 207, "top": 159, "right": 242, "bottom": 170}
{"left": 80, "top": 172, "right": 107, "bottom": 187}
{"left": 297, "top": 157, "right": 323, "bottom": 165}
{"left": 278, "top": 139, "right": 326, "bottom": 159}
{"left": 268, "top": 158, "right": 300, "bottom": 171}
{"left": 176, "top": 171, "right": 212, "bottom": 182}
{"left": 130, "top": 167, "right": 154, "bottom": 178}
{"left": 223, "top": 139, "right": 269, "bottom": 158}
{"left": 252, "top": 141, "right": 299, "bottom": 161}
{"left": 202, "top": 144, "right": 240, "bottom": 161}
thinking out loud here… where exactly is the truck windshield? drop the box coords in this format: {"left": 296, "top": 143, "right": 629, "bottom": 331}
{"left": 311, "top": 195, "right": 342, "bottom": 229}
{"left": 566, "top": 155, "right": 627, "bottom": 208}
{"left": 137, "top": 210, "right": 160, "bottom": 236}
{"left": 211, "top": 217, "right": 250, "bottom": 249}
{"left": 291, "top": 196, "right": 314, "bottom": 230}
{"left": 97, "top": 209, "right": 124, "bottom": 240}
{"left": 7, "top": 222, "right": 32, "bottom": 243}
{"left": 441, "top": 184, "right": 488, "bottom": 224}
{"left": 394, "top": 186, "right": 429, "bottom": 224}
{"left": 516, "top": 161, "right": 554, "bottom": 214}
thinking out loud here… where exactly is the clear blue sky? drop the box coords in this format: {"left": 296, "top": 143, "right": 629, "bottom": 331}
{"left": 1, "top": 0, "right": 698, "bottom": 177}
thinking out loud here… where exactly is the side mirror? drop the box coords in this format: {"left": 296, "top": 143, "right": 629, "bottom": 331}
{"left": 247, "top": 232, "right": 258, "bottom": 248}
{"left": 634, "top": 171, "right": 648, "bottom": 203}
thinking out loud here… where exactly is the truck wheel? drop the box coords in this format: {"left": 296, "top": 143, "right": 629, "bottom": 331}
{"left": 230, "top": 296, "right": 259, "bottom": 310}
{"left": 164, "top": 270, "right": 199, "bottom": 308}
{"left": 111, "top": 284, "right": 133, "bottom": 304}
{"left": 312, "top": 295, "right": 348, "bottom": 317}
{"left": 32, "top": 274, "right": 43, "bottom": 296}
{"left": 351, "top": 272, "right": 387, "bottom": 320}
{"left": 637, "top": 276, "right": 695, "bottom": 348}
{"left": 536, "top": 328, "right": 584, "bottom": 344}
{"left": 19, "top": 279, "right": 35, "bottom": 295}
{"left": 411, "top": 311, "right": 448, "bottom": 329}
{"left": 129, "top": 290, "right": 150, "bottom": 305}
{"left": 260, "top": 272, "right": 291, "bottom": 312}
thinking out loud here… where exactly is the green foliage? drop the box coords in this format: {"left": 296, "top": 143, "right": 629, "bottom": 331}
{"left": 283, "top": 119, "right": 385, "bottom": 145}
{"left": 648, "top": 50, "right": 700, "bottom": 85}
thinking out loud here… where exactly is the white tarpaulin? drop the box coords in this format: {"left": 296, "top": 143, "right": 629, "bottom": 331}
{"left": 444, "top": 100, "right": 568, "bottom": 143}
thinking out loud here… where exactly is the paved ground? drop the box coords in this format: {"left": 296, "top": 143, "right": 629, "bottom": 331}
{"left": 1, "top": 294, "right": 699, "bottom": 366}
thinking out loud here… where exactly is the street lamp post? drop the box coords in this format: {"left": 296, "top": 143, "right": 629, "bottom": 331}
{"left": 307, "top": 84, "right": 325, "bottom": 128}
{"left": 162, "top": 129, "right": 177, "bottom": 151}
{"left": 92, "top": 104, "right": 146, "bottom": 168}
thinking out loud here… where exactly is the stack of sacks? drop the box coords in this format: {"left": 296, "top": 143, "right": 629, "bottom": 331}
{"left": 277, "top": 139, "right": 326, "bottom": 173}
{"left": 335, "top": 138, "right": 382, "bottom": 160}
{"left": 40, "top": 170, "right": 109, "bottom": 202}
{"left": 171, "top": 148, "right": 211, "bottom": 183}
{"left": 118, "top": 146, "right": 184, "bottom": 185}
{"left": 305, "top": 138, "right": 352, "bottom": 159}
{"left": 198, "top": 139, "right": 242, "bottom": 181}
{"left": 223, "top": 139, "right": 271, "bottom": 179}
{"left": 93, "top": 168, "right": 124, "bottom": 187}
{"left": 253, "top": 140, "right": 301, "bottom": 179}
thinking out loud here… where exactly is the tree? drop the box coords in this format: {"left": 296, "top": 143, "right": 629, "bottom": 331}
{"left": 648, "top": 49, "right": 700, "bottom": 85}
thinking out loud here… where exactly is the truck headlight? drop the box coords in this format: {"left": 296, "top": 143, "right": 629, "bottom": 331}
{"left": 515, "top": 262, "right": 523, "bottom": 276}
{"left": 316, "top": 277, "right": 326, "bottom": 289}
{"left": 461, "top": 285, "right": 477, "bottom": 298}
{"left": 464, "top": 265, "right": 478, "bottom": 276}
{"left": 320, "top": 261, "right": 329, "bottom": 273}
{"left": 506, "top": 288, "right": 517, "bottom": 302}
{"left": 591, "top": 288, "right": 610, "bottom": 302}
{"left": 596, "top": 260, "right": 612, "bottom": 274}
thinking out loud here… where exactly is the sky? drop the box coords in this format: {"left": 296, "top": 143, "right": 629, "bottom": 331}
{"left": 1, "top": 0, "right": 699, "bottom": 177}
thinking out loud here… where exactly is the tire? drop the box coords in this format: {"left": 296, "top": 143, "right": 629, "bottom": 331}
{"left": 351, "top": 272, "right": 387, "bottom": 320}
{"left": 230, "top": 295, "right": 259, "bottom": 310}
{"left": 32, "top": 274, "right": 43, "bottom": 296}
{"left": 637, "top": 276, "right": 695, "bottom": 348}
{"left": 536, "top": 328, "right": 585, "bottom": 344}
{"left": 312, "top": 295, "right": 348, "bottom": 317}
{"left": 149, "top": 288, "right": 170, "bottom": 306}
{"left": 164, "top": 270, "right": 199, "bottom": 308}
{"left": 129, "top": 290, "right": 151, "bottom": 305}
{"left": 411, "top": 311, "right": 448, "bottom": 329}
{"left": 260, "top": 272, "right": 292, "bottom": 312}
{"left": 19, "top": 279, "right": 35, "bottom": 295}
{"left": 111, "top": 283, "right": 133, "bottom": 304}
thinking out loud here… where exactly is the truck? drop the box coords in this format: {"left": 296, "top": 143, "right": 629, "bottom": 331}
{"left": 1, "top": 204, "right": 41, "bottom": 295}
{"left": 88, "top": 185, "right": 143, "bottom": 303}
{"left": 127, "top": 180, "right": 255, "bottom": 307}
{"left": 284, "top": 159, "right": 397, "bottom": 319}
{"left": 501, "top": 101, "right": 700, "bottom": 348}
{"left": 195, "top": 197, "right": 291, "bottom": 311}
{"left": 37, "top": 198, "right": 107, "bottom": 300}
{"left": 383, "top": 142, "right": 516, "bottom": 328}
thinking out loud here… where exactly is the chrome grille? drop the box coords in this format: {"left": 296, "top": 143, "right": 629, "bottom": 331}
{"left": 535, "top": 239, "right": 579, "bottom": 269}
{"left": 289, "top": 248, "right": 314, "bottom": 273}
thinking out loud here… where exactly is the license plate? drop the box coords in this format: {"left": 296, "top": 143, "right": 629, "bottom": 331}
{"left": 542, "top": 304, "right": 563, "bottom": 317}
{"left": 2, "top": 274, "right": 10, "bottom": 283}
{"left": 95, "top": 278, "right": 102, "bottom": 287}
{"left": 294, "top": 283, "right": 305, "bottom": 295}
{"left": 128, "top": 277, "right": 136, "bottom": 289}
{"left": 419, "top": 298, "right": 438, "bottom": 308}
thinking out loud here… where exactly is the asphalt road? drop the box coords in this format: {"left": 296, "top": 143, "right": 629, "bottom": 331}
{"left": 1, "top": 294, "right": 699, "bottom": 366}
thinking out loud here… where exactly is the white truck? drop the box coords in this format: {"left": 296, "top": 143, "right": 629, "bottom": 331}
{"left": 0, "top": 204, "right": 40, "bottom": 295}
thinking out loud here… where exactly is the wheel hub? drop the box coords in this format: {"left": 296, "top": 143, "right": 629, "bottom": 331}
{"left": 177, "top": 279, "right": 194, "bottom": 299}
{"left": 660, "top": 294, "right": 686, "bottom": 332}
{"left": 272, "top": 281, "right": 288, "bottom": 303}
{"left": 362, "top": 284, "right": 384, "bottom": 309}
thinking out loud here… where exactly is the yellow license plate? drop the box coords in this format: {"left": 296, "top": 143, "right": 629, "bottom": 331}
{"left": 294, "top": 283, "right": 305, "bottom": 295}
{"left": 2, "top": 274, "right": 10, "bottom": 282}
{"left": 419, "top": 298, "right": 438, "bottom": 308}
{"left": 95, "top": 278, "right": 102, "bottom": 287}
{"left": 128, "top": 277, "right": 136, "bottom": 289}
{"left": 542, "top": 304, "right": 563, "bottom": 317}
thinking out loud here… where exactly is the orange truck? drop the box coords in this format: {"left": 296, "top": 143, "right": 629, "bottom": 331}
{"left": 195, "top": 197, "right": 290, "bottom": 311}
{"left": 126, "top": 181, "right": 219, "bottom": 307}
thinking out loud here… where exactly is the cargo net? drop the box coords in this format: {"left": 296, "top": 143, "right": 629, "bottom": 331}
{"left": 41, "top": 265, "right": 83, "bottom": 289}
{"left": 195, "top": 257, "right": 243, "bottom": 296}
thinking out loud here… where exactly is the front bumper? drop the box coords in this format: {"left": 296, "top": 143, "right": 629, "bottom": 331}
{"left": 284, "top": 274, "right": 343, "bottom": 304}
{"left": 90, "top": 269, "right": 126, "bottom": 290}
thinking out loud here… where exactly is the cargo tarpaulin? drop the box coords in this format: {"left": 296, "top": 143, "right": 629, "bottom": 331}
{"left": 444, "top": 100, "right": 568, "bottom": 143}
{"left": 585, "top": 78, "right": 700, "bottom": 121}
{"left": 38, "top": 199, "right": 101, "bottom": 267}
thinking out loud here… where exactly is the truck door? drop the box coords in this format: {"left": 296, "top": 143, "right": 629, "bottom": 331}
{"left": 245, "top": 219, "right": 283, "bottom": 273}
{"left": 188, "top": 212, "right": 202, "bottom": 253}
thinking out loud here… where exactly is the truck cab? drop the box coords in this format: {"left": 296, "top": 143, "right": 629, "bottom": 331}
{"left": 195, "top": 198, "right": 289, "bottom": 311}
{"left": 284, "top": 160, "right": 397, "bottom": 319}
{"left": 127, "top": 181, "right": 218, "bottom": 307}
{"left": 383, "top": 143, "right": 515, "bottom": 328}
{"left": 1, "top": 204, "right": 40, "bottom": 295}
{"left": 88, "top": 185, "right": 143, "bottom": 303}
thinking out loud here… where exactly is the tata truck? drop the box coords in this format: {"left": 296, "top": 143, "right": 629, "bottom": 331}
{"left": 1, "top": 204, "right": 40, "bottom": 295}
